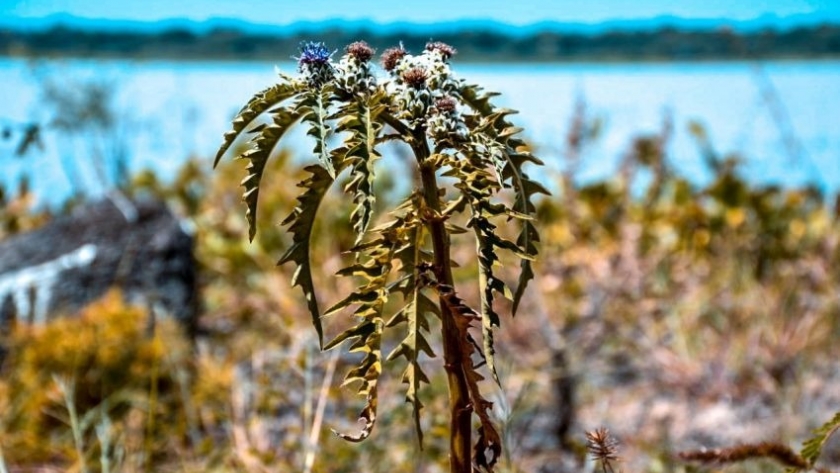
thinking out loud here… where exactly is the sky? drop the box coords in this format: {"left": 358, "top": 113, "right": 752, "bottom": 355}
{"left": 2, "top": 0, "right": 840, "bottom": 25}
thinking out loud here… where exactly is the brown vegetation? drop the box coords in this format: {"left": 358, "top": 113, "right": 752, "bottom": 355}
{"left": 1, "top": 104, "right": 839, "bottom": 472}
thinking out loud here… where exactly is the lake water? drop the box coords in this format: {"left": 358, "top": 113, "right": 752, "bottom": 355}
{"left": 1, "top": 58, "right": 839, "bottom": 204}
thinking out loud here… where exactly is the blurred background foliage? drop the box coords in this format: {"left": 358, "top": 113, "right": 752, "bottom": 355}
{"left": 1, "top": 78, "right": 840, "bottom": 473}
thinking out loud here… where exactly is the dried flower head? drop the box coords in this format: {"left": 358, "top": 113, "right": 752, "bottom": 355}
{"left": 434, "top": 96, "right": 458, "bottom": 114}
{"left": 402, "top": 67, "right": 428, "bottom": 89}
{"left": 346, "top": 41, "right": 375, "bottom": 62}
{"left": 381, "top": 46, "right": 408, "bottom": 71}
{"left": 426, "top": 41, "right": 457, "bottom": 60}
{"left": 586, "top": 428, "right": 619, "bottom": 473}
{"left": 296, "top": 41, "right": 333, "bottom": 67}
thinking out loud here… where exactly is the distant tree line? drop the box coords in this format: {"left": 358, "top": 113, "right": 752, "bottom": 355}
{"left": 1, "top": 24, "right": 839, "bottom": 62}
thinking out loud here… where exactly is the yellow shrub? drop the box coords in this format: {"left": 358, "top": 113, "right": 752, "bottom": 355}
{"left": 0, "top": 290, "right": 191, "bottom": 466}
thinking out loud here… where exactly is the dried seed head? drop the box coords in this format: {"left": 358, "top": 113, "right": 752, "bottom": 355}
{"left": 380, "top": 46, "right": 407, "bottom": 71}
{"left": 586, "top": 428, "right": 619, "bottom": 466}
{"left": 402, "top": 67, "right": 428, "bottom": 89}
{"left": 425, "top": 41, "right": 457, "bottom": 59}
{"left": 346, "top": 41, "right": 375, "bottom": 62}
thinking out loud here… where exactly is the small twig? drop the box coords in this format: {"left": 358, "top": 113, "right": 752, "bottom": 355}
{"left": 303, "top": 348, "right": 340, "bottom": 473}
{"left": 679, "top": 442, "right": 808, "bottom": 470}
{"left": 54, "top": 375, "right": 90, "bottom": 473}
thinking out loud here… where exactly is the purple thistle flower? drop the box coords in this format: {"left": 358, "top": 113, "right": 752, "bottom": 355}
{"left": 295, "top": 41, "right": 334, "bottom": 68}
{"left": 294, "top": 41, "right": 335, "bottom": 88}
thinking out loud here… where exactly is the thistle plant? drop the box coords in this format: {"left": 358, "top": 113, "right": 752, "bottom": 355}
{"left": 215, "top": 40, "right": 546, "bottom": 472}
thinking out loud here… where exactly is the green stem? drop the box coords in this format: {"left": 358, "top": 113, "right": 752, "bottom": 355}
{"left": 411, "top": 130, "right": 473, "bottom": 473}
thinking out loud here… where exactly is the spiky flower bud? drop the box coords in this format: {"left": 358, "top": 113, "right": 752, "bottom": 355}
{"left": 402, "top": 67, "right": 428, "bottom": 89}
{"left": 586, "top": 428, "right": 619, "bottom": 472}
{"left": 335, "top": 40, "right": 377, "bottom": 98}
{"left": 425, "top": 41, "right": 457, "bottom": 60}
{"left": 434, "top": 96, "right": 458, "bottom": 114}
{"left": 427, "top": 95, "right": 467, "bottom": 142}
{"left": 381, "top": 46, "right": 407, "bottom": 71}
{"left": 346, "top": 41, "right": 375, "bottom": 63}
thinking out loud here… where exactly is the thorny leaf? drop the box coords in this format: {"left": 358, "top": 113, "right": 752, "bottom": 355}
{"left": 386, "top": 209, "right": 437, "bottom": 446}
{"left": 334, "top": 91, "right": 387, "bottom": 244}
{"left": 238, "top": 107, "right": 302, "bottom": 241}
{"left": 424, "top": 278, "right": 503, "bottom": 471}
{"left": 214, "top": 77, "right": 304, "bottom": 167}
{"left": 795, "top": 410, "right": 840, "bottom": 471}
{"left": 457, "top": 82, "right": 548, "bottom": 315}
{"left": 326, "top": 215, "right": 405, "bottom": 442}
{"left": 278, "top": 162, "right": 346, "bottom": 347}
{"left": 297, "top": 86, "right": 337, "bottom": 177}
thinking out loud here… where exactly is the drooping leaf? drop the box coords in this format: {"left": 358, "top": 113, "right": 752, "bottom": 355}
{"left": 445, "top": 149, "right": 517, "bottom": 386}
{"left": 474, "top": 219, "right": 505, "bottom": 386}
{"left": 334, "top": 92, "right": 387, "bottom": 244}
{"left": 239, "top": 107, "right": 302, "bottom": 241}
{"left": 457, "top": 82, "right": 548, "bottom": 315}
{"left": 505, "top": 155, "right": 549, "bottom": 313}
{"left": 386, "top": 215, "right": 438, "bottom": 447}
{"left": 327, "top": 214, "right": 403, "bottom": 443}
{"left": 214, "top": 78, "right": 304, "bottom": 167}
{"left": 330, "top": 324, "right": 381, "bottom": 443}
{"left": 278, "top": 162, "right": 344, "bottom": 348}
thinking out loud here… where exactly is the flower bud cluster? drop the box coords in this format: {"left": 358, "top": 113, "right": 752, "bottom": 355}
{"left": 384, "top": 42, "right": 460, "bottom": 129}
{"left": 292, "top": 40, "right": 466, "bottom": 141}
{"left": 427, "top": 96, "right": 468, "bottom": 142}
{"left": 335, "top": 41, "right": 378, "bottom": 98}
{"left": 295, "top": 42, "right": 335, "bottom": 89}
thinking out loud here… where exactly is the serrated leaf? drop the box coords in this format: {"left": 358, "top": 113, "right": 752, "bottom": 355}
{"left": 458, "top": 82, "right": 548, "bottom": 315}
{"left": 447, "top": 148, "right": 521, "bottom": 386}
{"left": 800, "top": 410, "right": 840, "bottom": 468}
{"left": 324, "top": 320, "right": 376, "bottom": 351}
{"left": 475, "top": 219, "right": 503, "bottom": 386}
{"left": 328, "top": 210, "right": 405, "bottom": 443}
{"left": 325, "top": 291, "right": 382, "bottom": 317}
{"left": 386, "top": 222, "right": 437, "bottom": 447}
{"left": 214, "top": 80, "right": 303, "bottom": 167}
{"left": 297, "top": 87, "right": 336, "bottom": 177}
{"left": 239, "top": 107, "right": 302, "bottom": 241}
{"left": 425, "top": 279, "right": 502, "bottom": 471}
{"left": 332, "top": 328, "right": 381, "bottom": 443}
{"left": 278, "top": 163, "right": 344, "bottom": 348}
{"left": 334, "top": 93, "right": 387, "bottom": 245}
